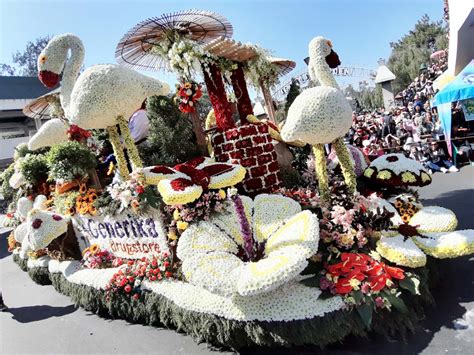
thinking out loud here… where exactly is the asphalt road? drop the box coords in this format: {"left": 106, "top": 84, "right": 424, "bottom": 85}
{"left": 0, "top": 166, "right": 473, "bottom": 355}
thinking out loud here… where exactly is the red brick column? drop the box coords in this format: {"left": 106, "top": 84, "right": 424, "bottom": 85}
{"left": 211, "top": 123, "right": 282, "bottom": 194}
{"left": 230, "top": 64, "right": 253, "bottom": 124}
{"left": 201, "top": 62, "right": 235, "bottom": 131}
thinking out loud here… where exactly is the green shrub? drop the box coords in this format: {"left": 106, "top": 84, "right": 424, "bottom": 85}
{"left": 20, "top": 153, "right": 49, "bottom": 185}
{"left": 0, "top": 163, "right": 15, "bottom": 201}
{"left": 47, "top": 141, "right": 97, "bottom": 181}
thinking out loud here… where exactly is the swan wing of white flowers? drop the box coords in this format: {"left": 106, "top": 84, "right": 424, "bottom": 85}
{"left": 376, "top": 234, "right": 427, "bottom": 268}
{"left": 413, "top": 230, "right": 474, "bottom": 259}
{"left": 211, "top": 196, "right": 254, "bottom": 246}
{"left": 409, "top": 206, "right": 458, "bottom": 233}
{"left": 14, "top": 222, "right": 29, "bottom": 243}
{"left": 177, "top": 220, "right": 238, "bottom": 260}
{"left": 27, "top": 209, "right": 69, "bottom": 251}
{"left": 265, "top": 210, "right": 319, "bottom": 258}
{"left": 253, "top": 194, "right": 301, "bottom": 243}
{"left": 181, "top": 251, "right": 242, "bottom": 296}
{"left": 28, "top": 118, "right": 69, "bottom": 150}
{"left": 157, "top": 179, "right": 203, "bottom": 205}
{"left": 237, "top": 245, "right": 309, "bottom": 297}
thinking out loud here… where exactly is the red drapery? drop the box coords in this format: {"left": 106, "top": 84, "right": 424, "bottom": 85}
{"left": 230, "top": 64, "right": 253, "bottom": 124}
{"left": 201, "top": 62, "right": 235, "bottom": 131}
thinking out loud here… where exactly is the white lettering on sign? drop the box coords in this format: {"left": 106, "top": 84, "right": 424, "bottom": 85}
{"left": 72, "top": 209, "right": 169, "bottom": 259}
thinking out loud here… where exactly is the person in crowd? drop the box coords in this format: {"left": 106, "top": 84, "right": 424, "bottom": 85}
{"left": 128, "top": 99, "right": 150, "bottom": 146}
{"left": 424, "top": 141, "right": 459, "bottom": 174}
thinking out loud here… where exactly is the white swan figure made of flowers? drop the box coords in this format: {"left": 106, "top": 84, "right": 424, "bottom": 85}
{"left": 37, "top": 33, "right": 170, "bottom": 177}
{"left": 280, "top": 36, "right": 355, "bottom": 200}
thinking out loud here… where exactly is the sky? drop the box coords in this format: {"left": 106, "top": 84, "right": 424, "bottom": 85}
{"left": 0, "top": 0, "right": 444, "bottom": 94}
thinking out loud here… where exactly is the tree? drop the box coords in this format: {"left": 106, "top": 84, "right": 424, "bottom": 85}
{"left": 139, "top": 95, "right": 200, "bottom": 166}
{"left": 343, "top": 82, "right": 383, "bottom": 111}
{"left": 387, "top": 15, "right": 448, "bottom": 93}
{"left": 0, "top": 36, "right": 51, "bottom": 76}
{"left": 284, "top": 79, "right": 301, "bottom": 113}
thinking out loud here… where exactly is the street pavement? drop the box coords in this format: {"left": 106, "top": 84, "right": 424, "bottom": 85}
{"left": 1, "top": 166, "right": 473, "bottom": 355}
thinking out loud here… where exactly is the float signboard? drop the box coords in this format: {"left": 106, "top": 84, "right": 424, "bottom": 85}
{"left": 72, "top": 208, "right": 169, "bottom": 259}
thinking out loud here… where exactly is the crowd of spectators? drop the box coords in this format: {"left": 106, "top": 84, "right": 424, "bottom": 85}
{"left": 346, "top": 56, "right": 474, "bottom": 174}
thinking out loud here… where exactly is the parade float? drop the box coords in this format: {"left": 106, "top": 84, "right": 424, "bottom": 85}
{"left": 2, "top": 9, "right": 474, "bottom": 350}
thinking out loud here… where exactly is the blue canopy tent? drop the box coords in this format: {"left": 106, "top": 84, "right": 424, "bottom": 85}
{"left": 432, "top": 60, "right": 474, "bottom": 156}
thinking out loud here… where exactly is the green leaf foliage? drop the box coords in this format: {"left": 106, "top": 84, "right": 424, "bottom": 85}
{"left": 399, "top": 276, "right": 421, "bottom": 295}
{"left": 20, "top": 153, "right": 49, "bottom": 185}
{"left": 300, "top": 275, "right": 320, "bottom": 287}
{"left": 385, "top": 292, "right": 409, "bottom": 314}
{"left": 284, "top": 78, "right": 301, "bottom": 113}
{"left": 357, "top": 303, "right": 373, "bottom": 329}
{"left": 47, "top": 141, "right": 97, "bottom": 181}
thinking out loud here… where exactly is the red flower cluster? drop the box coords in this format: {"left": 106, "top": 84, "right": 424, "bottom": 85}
{"left": 175, "top": 82, "right": 202, "bottom": 113}
{"left": 67, "top": 124, "right": 91, "bottom": 142}
{"left": 325, "top": 253, "right": 405, "bottom": 295}
{"left": 105, "top": 252, "right": 176, "bottom": 301}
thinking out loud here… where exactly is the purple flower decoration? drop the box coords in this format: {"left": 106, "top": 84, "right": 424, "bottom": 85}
{"left": 52, "top": 214, "right": 63, "bottom": 221}
{"left": 232, "top": 195, "right": 255, "bottom": 261}
{"left": 32, "top": 218, "right": 43, "bottom": 229}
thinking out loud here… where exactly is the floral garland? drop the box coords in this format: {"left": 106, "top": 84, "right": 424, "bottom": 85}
{"left": 313, "top": 144, "right": 330, "bottom": 201}
{"left": 174, "top": 81, "right": 203, "bottom": 113}
{"left": 243, "top": 45, "right": 280, "bottom": 89}
{"left": 117, "top": 115, "right": 143, "bottom": 170}
{"left": 106, "top": 125, "right": 129, "bottom": 180}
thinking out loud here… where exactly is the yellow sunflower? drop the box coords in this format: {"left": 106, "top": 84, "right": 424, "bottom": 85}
{"left": 79, "top": 183, "right": 87, "bottom": 194}
{"left": 401, "top": 214, "right": 411, "bottom": 223}
{"left": 394, "top": 200, "right": 403, "bottom": 208}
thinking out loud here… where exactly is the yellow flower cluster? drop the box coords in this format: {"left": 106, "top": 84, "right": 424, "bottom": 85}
{"left": 333, "top": 138, "right": 356, "bottom": 194}
{"left": 376, "top": 170, "right": 392, "bottom": 180}
{"left": 82, "top": 243, "right": 100, "bottom": 255}
{"left": 75, "top": 184, "right": 98, "bottom": 216}
{"left": 401, "top": 171, "right": 416, "bottom": 183}
{"left": 393, "top": 198, "right": 419, "bottom": 224}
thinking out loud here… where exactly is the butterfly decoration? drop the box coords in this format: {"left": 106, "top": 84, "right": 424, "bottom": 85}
{"left": 142, "top": 157, "right": 246, "bottom": 205}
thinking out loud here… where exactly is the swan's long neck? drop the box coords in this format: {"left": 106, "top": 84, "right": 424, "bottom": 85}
{"left": 310, "top": 55, "right": 339, "bottom": 89}
{"left": 60, "top": 37, "right": 84, "bottom": 112}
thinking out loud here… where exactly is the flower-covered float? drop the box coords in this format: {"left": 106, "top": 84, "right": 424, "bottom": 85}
{"left": 2, "top": 9, "right": 473, "bottom": 350}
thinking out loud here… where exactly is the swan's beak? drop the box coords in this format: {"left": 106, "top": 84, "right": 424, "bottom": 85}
{"left": 39, "top": 70, "right": 60, "bottom": 88}
{"left": 325, "top": 49, "right": 341, "bottom": 69}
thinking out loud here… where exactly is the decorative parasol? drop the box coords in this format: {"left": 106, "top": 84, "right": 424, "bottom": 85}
{"left": 268, "top": 57, "right": 296, "bottom": 77}
{"left": 115, "top": 10, "right": 233, "bottom": 71}
{"left": 203, "top": 36, "right": 257, "bottom": 62}
{"left": 23, "top": 87, "right": 62, "bottom": 119}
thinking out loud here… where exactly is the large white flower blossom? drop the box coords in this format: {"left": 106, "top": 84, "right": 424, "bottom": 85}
{"left": 177, "top": 194, "right": 320, "bottom": 297}
{"left": 376, "top": 205, "right": 474, "bottom": 267}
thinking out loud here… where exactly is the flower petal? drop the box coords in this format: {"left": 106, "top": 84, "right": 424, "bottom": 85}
{"left": 264, "top": 210, "right": 319, "bottom": 258}
{"left": 181, "top": 251, "right": 243, "bottom": 296}
{"left": 177, "top": 221, "right": 238, "bottom": 260}
{"left": 142, "top": 165, "right": 184, "bottom": 185}
{"left": 237, "top": 245, "right": 308, "bottom": 296}
{"left": 414, "top": 230, "right": 474, "bottom": 258}
{"left": 253, "top": 194, "right": 301, "bottom": 243}
{"left": 376, "top": 234, "right": 426, "bottom": 268}
{"left": 211, "top": 196, "right": 254, "bottom": 246}
{"left": 157, "top": 178, "right": 203, "bottom": 205}
{"left": 205, "top": 163, "right": 246, "bottom": 189}
{"left": 409, "top": 206, "right": 458, "bottom": 233}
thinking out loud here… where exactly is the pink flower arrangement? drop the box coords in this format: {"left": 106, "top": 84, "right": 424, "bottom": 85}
{"left": 82, "top": 244, "right": 116, "bottom": 269}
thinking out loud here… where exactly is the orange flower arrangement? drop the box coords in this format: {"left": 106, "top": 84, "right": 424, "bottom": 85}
{"left": 75, "top": 186, "right": 99, "bottom": 216}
